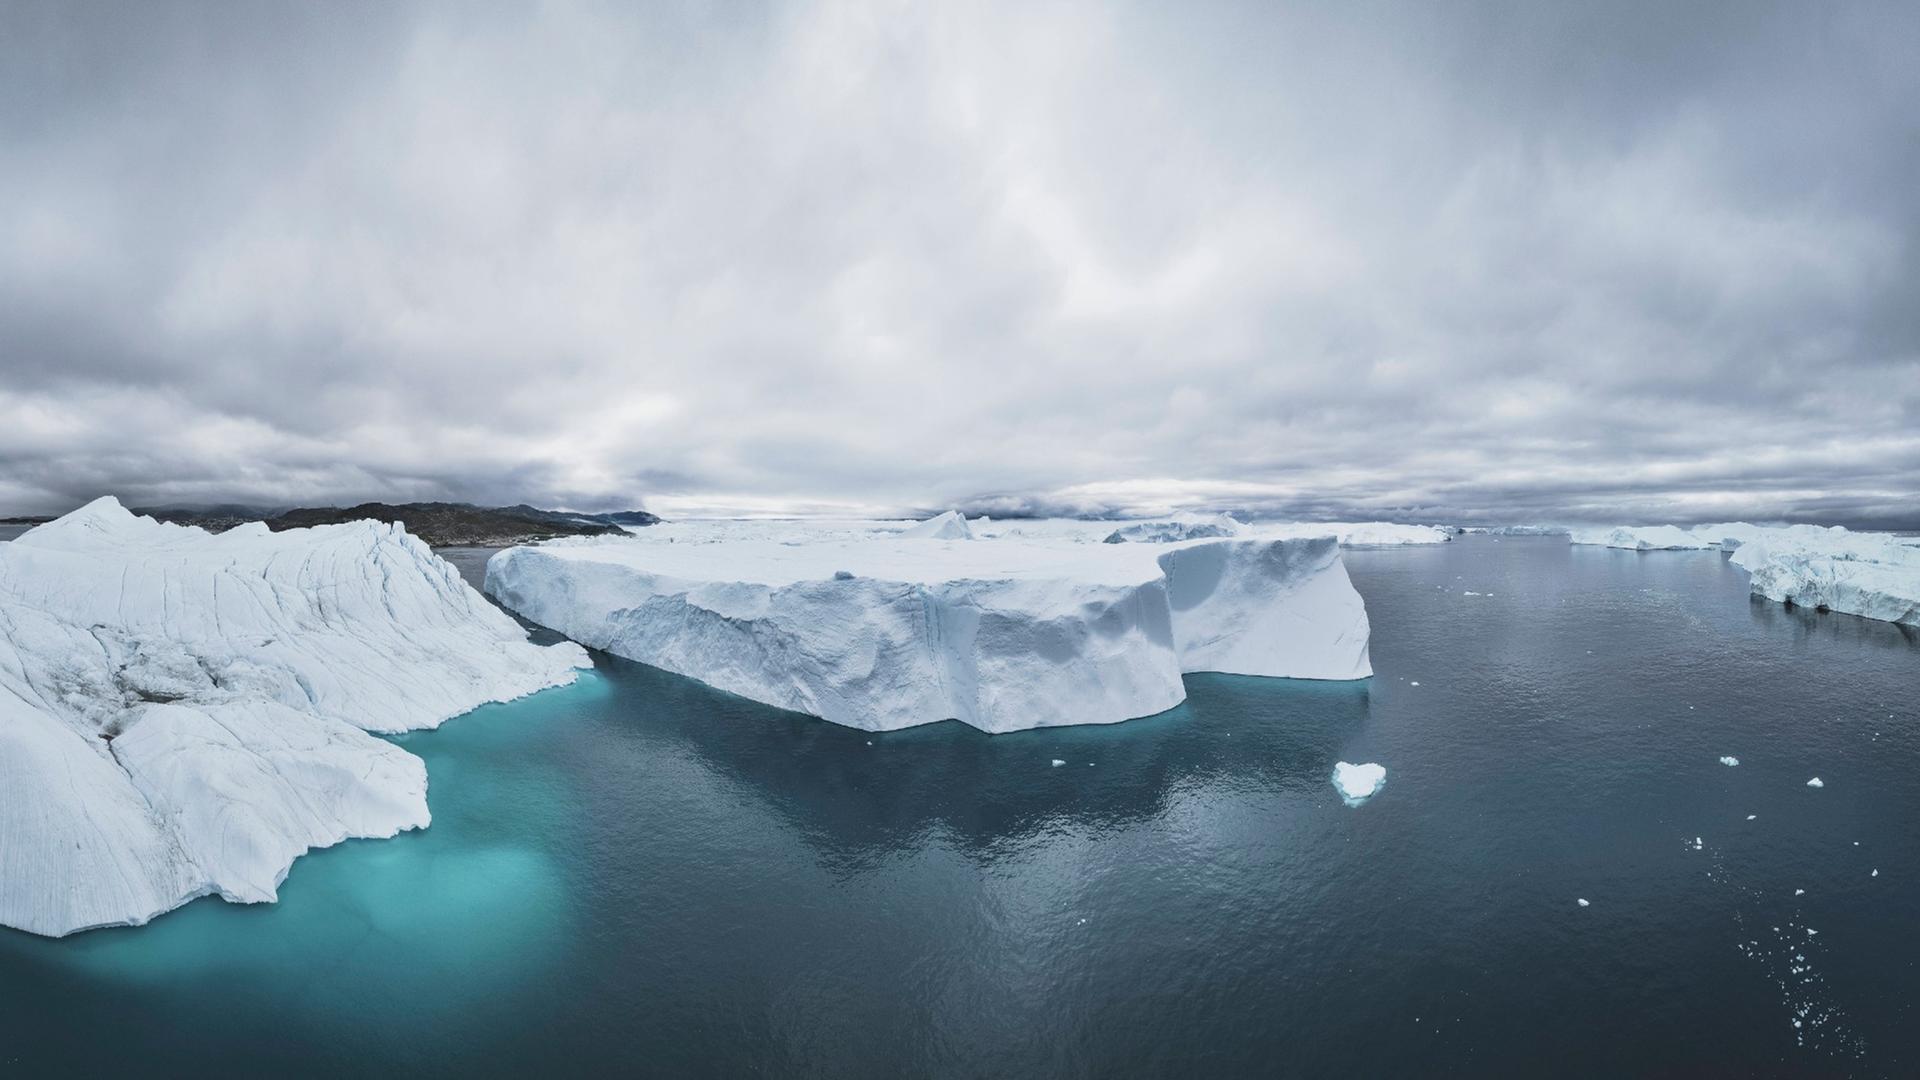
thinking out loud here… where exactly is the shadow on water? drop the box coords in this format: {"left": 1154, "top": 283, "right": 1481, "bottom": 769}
{"left": 584, "top": 649, "right": 1374, "bottom": 874}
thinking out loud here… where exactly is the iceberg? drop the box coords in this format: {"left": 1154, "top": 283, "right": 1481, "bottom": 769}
{"left": 1289, "top": 522, "right": 1452, "bottom": 546}
{"left": 1723, "top": 527, "right": 1919, "bottom": 626}
{"left": 1569, "top": 526, "right": 1714, "bottom": 551}
{"left": 1556, "top": 519, "right": 1917, "bottom": 626}
{"left": 897, "top": 511, "right": 974, "bottom": 540}
{"left": 1103, "top": 512, "right": 1246, "bottom": 544}
{"left": 1332, "top": 761, "right": 1387, "bottom": 805}
{"left": 1720, "top": 756, "right": 1740, "bottom": 766}
{"left": 486, "top": 533, "right": 1371, "bottom": 733}
{"left": 0, "top": 498, "right": 587, "bottom": 937}
{"left": 1462, "top": 525, "right": 1569, "bottom": 536}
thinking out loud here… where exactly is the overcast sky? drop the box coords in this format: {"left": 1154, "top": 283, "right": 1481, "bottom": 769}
{"left": 2, "top": 1, "right": 1916, "bottom": 524}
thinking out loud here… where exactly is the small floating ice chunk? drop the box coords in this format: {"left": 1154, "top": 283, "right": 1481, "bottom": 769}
{"left": 1807, "top": 777, "right": 1824, "bottom": 788}
{"left": 1795, "top": 889, "right": 1805, "bottom": 896}
{"left": 1719, "top": 756, "right": 1740, "bottom": 766}
{"left": 1577, "top": 898, "right": 1590, "bottom": 908}
{"left": 1872, "top": 869, "right": 1879, "bottom": 878}
{"left": 1332, "top": 761, "right": 1387, "bottom": 806}
{"left": 1409, "top": 681, "right": 1420, "bottom": 687}
{"left": 1050, "top": 759, "right": 1065, "bottom": 767}
{"left": 1747, "top": 814, "right": 1757, "bottom": 820}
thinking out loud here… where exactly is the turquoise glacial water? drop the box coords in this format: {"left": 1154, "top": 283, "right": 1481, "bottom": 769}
{"left": 2, "top": 536, "right": 1917, "bottom": 1076}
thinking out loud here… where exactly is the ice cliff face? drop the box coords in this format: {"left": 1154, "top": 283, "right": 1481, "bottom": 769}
{"left": 486, "top": 534, "right": 1370, "bottom": 734}
{"left": 1566, "top": 520, "right": 1919, "bottom": 626}
{"left": 0, "top": 498, "right": 587, "bottom": 937}
{"left": 1719, "top": 526, "right": 1919, "bottom": 626}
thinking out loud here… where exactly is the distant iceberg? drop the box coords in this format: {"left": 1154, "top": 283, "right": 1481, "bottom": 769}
{"left": 898, "top": 510, "right": 975, "bottom": 540}
{"left": 1569, "top": 526, "right": 1715, "bottom": 551}
{"left": 0, "top": 498, "right": 587, "bottom": 937}
{"left": 1563, "top": 521, "right": 1917, "bottom": 625}
{"left": 1253, "top": 522, "right": 1452, "bottom": 546}
{"left": 1103, "top": 512, "right": 1245, "bottom": 544}
{"left": 487, "top": 532, "right": 1372, "bottom": 733}
{"left": 1462, "top": 525, "right": 1569, "bottom": 536}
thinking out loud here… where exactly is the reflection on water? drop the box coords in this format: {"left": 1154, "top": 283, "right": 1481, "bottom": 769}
{"left": 1, "top": 536, "right": 1916, "bottom": 1076}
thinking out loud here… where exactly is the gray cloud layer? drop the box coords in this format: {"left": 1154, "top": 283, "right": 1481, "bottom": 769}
{"left": 3, "top": 0, "right": 1916, "bottom": 525}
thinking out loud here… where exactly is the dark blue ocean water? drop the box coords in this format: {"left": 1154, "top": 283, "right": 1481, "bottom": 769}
{"left": 2, "top": 535, "right": 1916, "bottom": 1076}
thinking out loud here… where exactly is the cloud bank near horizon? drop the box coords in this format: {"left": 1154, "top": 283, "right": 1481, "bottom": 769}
{"left": 3, "top": 1, "right": 1916, "bottom": 526}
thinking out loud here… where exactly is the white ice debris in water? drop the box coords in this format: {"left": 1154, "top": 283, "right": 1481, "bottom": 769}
{"left": 1872, "top": 869, "right": 1879, "bottom": 878}
{"left": 1577, "top": 898, "right": 1590, "bottom": 907}
{"left": 1807, "top": 777, "right": 1825, "bottom": 788}
{"left": 1051, "top": 759, "right": 1066, "bottom": 767}
{"left": 1332, "top": 761, "right": 1387, "bottom": 806}
{"left": 1725, "top": 885, "right": 1865, "bottom": 1056}
{"left": 1409, "top": 680, "right": 1420, "bottom": 686}
{"left": 1748, "top": 814, "right": 1758, "bottom": 820}
{"left": 1796, "top": 889, "right": 1805, "bottom": 896}
{"left": 0, "top": 498, "right": 588, "bottom": 938}
{"left": 1720, "top": 756, "right": 1740, "bottom": 766}
{"left": 487, "top": 531, "right": 1373, "bottom": 732}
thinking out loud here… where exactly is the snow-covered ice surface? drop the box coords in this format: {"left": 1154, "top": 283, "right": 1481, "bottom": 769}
{"left": 1331, "top": 761, "right": 1387, "bottom": 806}
{"left": 1102, "top": 512, "right": 1245, "bottom": 544}
{"left": 0, "top": 498, "right": 587, "bottom": 937}
{"left": 623, "top": 515, "right": 1448, "bottom": 549}
{"left": 1261, "top": 522, "right": 1451, "bottom": 546}
{"left": 486, "top": 529, "right": 1372, "bottom": 733}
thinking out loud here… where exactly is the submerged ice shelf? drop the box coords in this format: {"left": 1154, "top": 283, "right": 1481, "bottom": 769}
{"left": 486, "top": 531, "right": 1373, "bottom": 733}
{"left": 0, "top": 498, "right": 587, "bottom": 937}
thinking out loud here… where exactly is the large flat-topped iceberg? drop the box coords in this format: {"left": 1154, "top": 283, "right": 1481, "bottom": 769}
{"left": 486, "top": 534, "right": 1371, "bottom": 733}
{"left": 1103, "top": 512, "right": 1246, "bottom": 544}
{"left": 629, "top": 516, "right": 1449, "bottom": 548}
{"left": 1564, "top": 519, "right": 1919, "bottom": 626}
{"left": 0, "top": 498, "right": 587, "bottom": 937}
{"left": 1721, "top": 526, "right": 1919, "bottom": 626}
{"left": 1251, "top": 522, "right": 1452, "bottom": 546}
